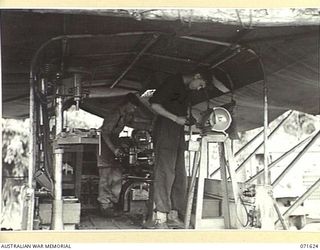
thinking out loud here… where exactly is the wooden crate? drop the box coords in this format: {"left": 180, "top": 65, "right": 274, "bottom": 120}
{"left": 189, "top": 178, "right": 245, "bottom": 229}
{"left": 39, "top": 201, "right": 81, "bottom": 225}
{"left": 200, "top": 198, "right": 221, "bottom": 218}
{"left": 204, "top": 178, "right": 244, "bottom": 199}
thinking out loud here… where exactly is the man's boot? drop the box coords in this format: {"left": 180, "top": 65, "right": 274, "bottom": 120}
{"left": 167, "top": 210, "right": 184, "bottom": 229}
{"left": 143, "top": 211, "right": 169, "bottom": 229}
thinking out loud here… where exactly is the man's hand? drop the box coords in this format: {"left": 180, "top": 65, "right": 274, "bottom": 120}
{"left": 151, "top": 103, "right": 187, "bottom": 126}
{"left": 174, "top": 116, "right": 187, "bottom": 125}
{"left": 114, "top": 148, "right": 125, "bottom": 157}
{"left": 185, "top": 116, "right": 197, "bottom": 126}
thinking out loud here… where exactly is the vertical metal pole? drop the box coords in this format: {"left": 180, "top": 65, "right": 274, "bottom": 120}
{"left": 51, "top": 96, "right": 64, "bottom": 230}
{"left": 38, "top": 79, "right": 45, "bottom": 171}
{"left": 263, "top": 75, "right": 270, "bottom": 185}
{"left": 39, "top": 79, "right": 46, "bottom": 126}
{"left": 188, "top": 106, "right": 193, "bottom": 176}
{"left": 260, "top": 58, "right": 274, "bottom": 230}
{"left": 27, "top": 74, "right": 37, "bottom": 231}
{"left": 73, "top": 73, "right": 82, "bottom": 111}
{"left": 55, "top": 97, "right": 64, "bottom": 134}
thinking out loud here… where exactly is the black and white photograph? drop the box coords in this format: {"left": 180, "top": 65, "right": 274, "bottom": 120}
{"left": 1, "top": 8, "right": 320, "bottom": 234}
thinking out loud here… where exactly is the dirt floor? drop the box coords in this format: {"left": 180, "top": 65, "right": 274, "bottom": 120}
{"left": 78, "top": 211, "right": 320, "bottom": 231}
{"left": 78, "top": 210, "right": 145, "bottom": 230}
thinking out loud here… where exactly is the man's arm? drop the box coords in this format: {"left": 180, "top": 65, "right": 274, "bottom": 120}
{"left": 102, "top": 134, "right": 117, "bottom": 155}
{"left": 151, "top": 103, "right": 187, "bottom": 125}
{"left": 100, "top": 119, "right": 122, "bottom": 156}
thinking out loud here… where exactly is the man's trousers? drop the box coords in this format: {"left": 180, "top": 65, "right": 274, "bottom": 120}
{"left": 153, "top": 116, "right": 187, "bottom": 217}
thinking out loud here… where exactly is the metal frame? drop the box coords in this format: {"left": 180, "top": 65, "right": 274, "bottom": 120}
{"left": 27, "top": 31, "right": 163, "bottom": 230}
{"left": 51, "top": 97, "right": 64, "bottom": 230}
{"left": 110, "top": 34, "right": 160, "bottom": 88}
{"left": 25, "top": 29, "right": 320, "bottom": 231}
{"left": 180, "top": 36, "right": 239, "bottom": 48}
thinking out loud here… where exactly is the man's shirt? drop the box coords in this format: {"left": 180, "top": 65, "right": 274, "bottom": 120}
{"left": 100, "top": 111, "right": 125, "bottom": 136}
{"left": 149, "top": 74, "right": 189, "bottom": 117}
{"left": 97, "top": 111, "right": 126, "bottom": 167}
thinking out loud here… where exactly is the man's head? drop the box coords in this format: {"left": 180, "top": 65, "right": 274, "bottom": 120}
{"left": 123, "top": 93, "right": 140, "bottom": 113}
{"left": 188, "top": 66, "right": 212, "bottom": 91}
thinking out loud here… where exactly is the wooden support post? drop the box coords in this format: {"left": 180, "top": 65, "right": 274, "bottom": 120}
{"left": 194, "top": 137, "right": 208, "bottom": 229}
{"left": 224, "top": 139, "right": 241, "bottom": 228}
{"left": 193, "top": 134, "right": 238, "bottom": 229}
{"left": 260, "top": 55, "right": 275, "bottom": 230}
{"left": 219, "top": 142, "right": 231, "bottom": 229}
{"left": 184, "top": 150, "right": 201, "bottom": 229}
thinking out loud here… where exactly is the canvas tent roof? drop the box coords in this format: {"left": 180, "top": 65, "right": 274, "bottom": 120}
{"left": 2, "top": 9, "right": 320, "bottom": 131}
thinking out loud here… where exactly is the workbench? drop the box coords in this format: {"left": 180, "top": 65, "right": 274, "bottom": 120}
{"left": 56, "top": 135, "right": 99, "bottom": 208}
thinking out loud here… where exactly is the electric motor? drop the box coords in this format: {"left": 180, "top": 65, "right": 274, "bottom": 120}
{"left": 199, "top": 107, "right": 232, "bottom": 133}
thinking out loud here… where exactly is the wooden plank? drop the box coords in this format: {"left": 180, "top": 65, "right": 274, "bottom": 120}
{"left": 194, "top": 136, "right": 208, "bottom": 229}
{"left": 219, "top": 142, "right": 231, "bottom": 229}
{"left": 39, "top": 202, "right": 81, "bottom": 224}
{"left": 57, "top": 136, "right": 99, "bottom": 145}
{"left": 75, "top": 151, "right": 84, "bottom": 199}
{"left": 204, "top": 179, "right": 244, "bottom": 199}
{"left": 184, "top": 150, "right": 201, "bottom": 229}
{"left": 191, "top": 215, "right": 225, "bottom": 229}
{"left": 224, "top": 138, "right": 241, "bottom": 229}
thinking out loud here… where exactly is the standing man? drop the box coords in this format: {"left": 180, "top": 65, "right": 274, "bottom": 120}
{"left": 148, "top": 67, "right": 212, "bottom": 228}
{"left": 97, "top": 93, "right": 139, "bottom": 216}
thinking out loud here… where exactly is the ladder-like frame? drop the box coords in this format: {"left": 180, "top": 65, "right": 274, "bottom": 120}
{"left": 185, "top": 133, "right": 241, "bottom": 229}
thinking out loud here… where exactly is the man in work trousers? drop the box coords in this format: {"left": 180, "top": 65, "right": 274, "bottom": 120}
{"left": 148, "top": 68, "right": 212, "bottom": 229}
{"left": 97, "top": 93, "right": 139, "bottom": 216}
